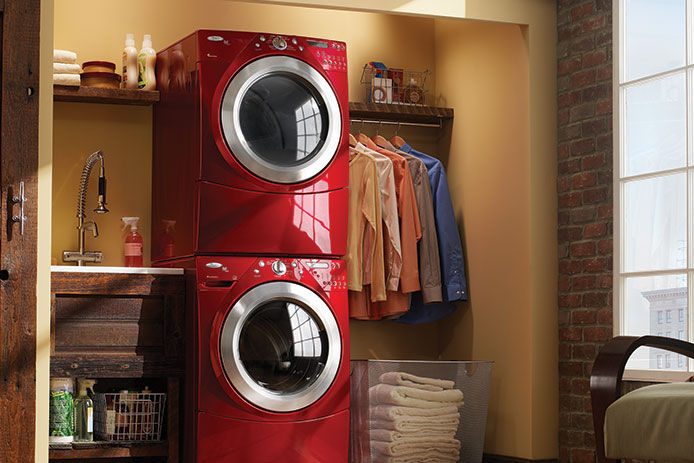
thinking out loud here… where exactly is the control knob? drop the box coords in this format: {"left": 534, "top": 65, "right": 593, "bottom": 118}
{"left": 272, "top": 36, "right": 287, "bottom": 50}
{"left": 271, "top": 260, "right": 287, "bottom": 276}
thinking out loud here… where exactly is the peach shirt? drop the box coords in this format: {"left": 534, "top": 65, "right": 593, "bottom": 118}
{"left": 345, "top": 149, "right": 386, "bottom": 310}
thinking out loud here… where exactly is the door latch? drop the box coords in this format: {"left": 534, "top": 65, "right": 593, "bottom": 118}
{"left": 11, "top": 181, "right": 26, "bottom": 235}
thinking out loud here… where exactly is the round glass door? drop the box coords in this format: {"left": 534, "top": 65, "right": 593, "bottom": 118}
{"left": 219, "top": 281, "right": 341, "bottom": 412}
{"left": 220, "top": 56, "right": 342, "bottom": 184}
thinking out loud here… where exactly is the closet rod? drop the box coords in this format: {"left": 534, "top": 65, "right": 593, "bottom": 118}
{"left": 348, "top": 118, "right": 441, "bottom": 129}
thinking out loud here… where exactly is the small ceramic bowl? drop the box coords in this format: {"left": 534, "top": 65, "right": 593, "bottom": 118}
{"left": 80, "top": 71, "right": 121, "bottom": 89}
{"left": 82, "top": 61, "right": 117, "bottom": 73}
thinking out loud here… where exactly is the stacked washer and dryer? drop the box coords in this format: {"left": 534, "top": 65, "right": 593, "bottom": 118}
{"left": 151, "top": 30, "right": 350, "bottom": 462}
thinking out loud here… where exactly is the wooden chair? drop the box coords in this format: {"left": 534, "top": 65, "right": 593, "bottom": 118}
{"left": 590, "top": 335, "right": 694, "bottom": 463}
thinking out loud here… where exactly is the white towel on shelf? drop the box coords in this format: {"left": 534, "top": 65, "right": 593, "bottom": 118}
{"left": 370, "top": 417, "right": 460, "bottom": 434}
{"left": 371, "top": 451, "right": 460, "bottom": 463}
{"left": 53, "top": 63, "right": 81, "bottom": 74}
{"left": 370, "top": 404, "right": 461, "bottom": 420}
{"left": 369, "top": 384, "right": 464, "bottom": 408}
{"left": 371, "top": 437, "right": 461, "bottom": 457}
{"left": 53, "top": 74, "right": 80, "bottom": 86}
{"left": 53, "top": 49, "right": 77, "bottom": 64}
{"left": 379, "top": 371, "right": 455, "bottom": 391}
{"left": 370, "top": 427, "right": 458, "bottom": 442}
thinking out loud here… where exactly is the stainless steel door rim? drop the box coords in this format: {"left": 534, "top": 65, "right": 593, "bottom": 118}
{"left": 220, "top": 55, "right": 342, "bottom": 184}
{"left": 218, "top": 281, "right": 342, "bottom": 412}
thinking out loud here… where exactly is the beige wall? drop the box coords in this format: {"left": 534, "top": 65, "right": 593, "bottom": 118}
{"left": 433, "top": 18, "right": 533, "bottom": 457}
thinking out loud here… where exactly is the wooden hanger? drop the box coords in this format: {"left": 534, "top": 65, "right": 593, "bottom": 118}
{"left": 390, "top": 135, "right": 406, "bottom": 149}
{"left": 349, "top": 133, "right": 358, "bottom": 147}
{"left": 390, "top": 122, "right": 406, "bottom": 148}
{"left": 373, "top": 121, "right": 388, "bottom": 148}
{"left": 357, "top": 133, "right": 370, "bottom": 145}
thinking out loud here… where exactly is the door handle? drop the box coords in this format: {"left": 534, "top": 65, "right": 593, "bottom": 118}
{"left": 11, "top": 181, "right": 26, "bottom": 235}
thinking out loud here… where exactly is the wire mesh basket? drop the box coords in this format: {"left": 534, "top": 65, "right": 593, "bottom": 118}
{"left": 94, "top": 392, "right": 166, "bottom": 442}
{"left": 350, "top": 360, "right": 493, "bottom": 463}
{"left": 360, "top": 64, "right": 431, "bottom": 106}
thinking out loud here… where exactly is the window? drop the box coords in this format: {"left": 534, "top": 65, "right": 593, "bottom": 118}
{"left": 616, "top": 0, "right": 693, "bottom": 374}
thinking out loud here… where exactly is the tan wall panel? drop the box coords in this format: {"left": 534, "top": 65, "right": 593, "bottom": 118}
{"left": 433, "top": 19, "right": 534, "bottom": 458}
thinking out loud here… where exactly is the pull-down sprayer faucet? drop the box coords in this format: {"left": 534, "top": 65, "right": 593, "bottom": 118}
{"left": 63, "top": 150, "right": 109, "bottom": 266}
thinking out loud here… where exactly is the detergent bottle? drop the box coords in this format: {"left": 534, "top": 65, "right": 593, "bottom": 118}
{"left": 121, "top": 217, "right": 143, "bottom": 267}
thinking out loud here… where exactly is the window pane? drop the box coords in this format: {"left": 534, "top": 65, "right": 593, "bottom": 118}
{"left": 623, "top": 174, "right": 686, "bottom": 271}
{"left": 624, "top": 274, "right": 687, "bottom": 371}
{"left": 624, "top": 0, "right": 685, "bottom": 82}
{"left": 624, "top": 73, "right": 686, "bottom": 176}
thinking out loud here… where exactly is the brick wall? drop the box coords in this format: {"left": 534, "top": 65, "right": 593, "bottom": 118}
{"left": 556, "top": 1, "right": 613, "bottom": 462}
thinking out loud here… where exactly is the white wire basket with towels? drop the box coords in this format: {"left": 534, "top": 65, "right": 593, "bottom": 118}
{"left": 350, "top": 360, "right": 493, "bottom": 463}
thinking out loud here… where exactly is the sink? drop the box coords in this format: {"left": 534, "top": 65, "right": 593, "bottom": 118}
{"left": 51, "top": 265, "right": 183, "bottom": 275}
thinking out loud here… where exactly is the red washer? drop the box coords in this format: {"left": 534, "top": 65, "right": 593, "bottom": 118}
{"left": 152, "top": 30, "right": 349, "bottom": 262}
{"left": 183, "top": 255, "right": 349, "bottom": 462}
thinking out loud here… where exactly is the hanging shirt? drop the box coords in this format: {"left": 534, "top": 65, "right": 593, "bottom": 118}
{"left": 396, "top": 142, "right": 467, "bottom": 324}
{"left": 369, "top": 142, "right": 421, "bottom": 293}
{"left": 345, "top": 150, "right": 386, "bottom": 310}
{"left": 348, "top": 139, "right": 422, "bottom": 320}
{"left": 386, "top": 140, "right": 443, "bottom": 304}
{"left": 355, "top": 142, "right": 402, "bottom": 292}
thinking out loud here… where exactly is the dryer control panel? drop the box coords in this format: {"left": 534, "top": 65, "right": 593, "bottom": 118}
{"left": 248, "top": 34, "right": 346, "bottom": 73}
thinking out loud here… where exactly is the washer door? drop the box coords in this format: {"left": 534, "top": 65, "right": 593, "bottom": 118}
{"left": 220, "top": 55, "right": 342, "bottom": 184}
{"left": 218, "top": 281, "right": 341, "bottom": 412}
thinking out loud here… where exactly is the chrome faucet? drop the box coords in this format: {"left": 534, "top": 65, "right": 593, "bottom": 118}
{"left": 63, "top": 150, "right": 109, "bottom": 266}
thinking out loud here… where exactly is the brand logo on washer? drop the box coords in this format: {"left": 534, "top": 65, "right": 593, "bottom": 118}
{"left": 207, "top": 35, "right": 224, "bottom": 42}
{"left": 205, "top": 262, "right": 223, "bottom": 268}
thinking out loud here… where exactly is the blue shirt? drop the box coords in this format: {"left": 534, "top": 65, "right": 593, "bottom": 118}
{"left": 396, "top": 142, "right": 468, "bottom": 324}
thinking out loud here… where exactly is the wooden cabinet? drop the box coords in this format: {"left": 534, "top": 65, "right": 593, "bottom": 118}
{"left": 49, "top": 271, "right": 185, "bottom": 463}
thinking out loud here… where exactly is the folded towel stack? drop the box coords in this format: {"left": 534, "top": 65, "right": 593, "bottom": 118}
{"left": 368, "top": 372, "right": 464, "bottom": 462}
{"left": 53, "top": 49, "right": 80, "bottom": 86}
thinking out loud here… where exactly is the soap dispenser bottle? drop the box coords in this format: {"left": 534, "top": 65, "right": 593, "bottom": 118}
{"left": 138, "top": 34, "right": 157, "bottom": 90}
{"left": 121, "top": 217, "right": 143, "bottom": 267}
{"left": 122, "top": 33, "right": 138, "bottom": 90}
{"left": 73, "top": 378, "right": 96, "bottom": 442}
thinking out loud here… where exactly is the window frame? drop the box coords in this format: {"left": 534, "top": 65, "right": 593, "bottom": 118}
{"left": 614, "top": 0, "right": 694, "bottom": 382}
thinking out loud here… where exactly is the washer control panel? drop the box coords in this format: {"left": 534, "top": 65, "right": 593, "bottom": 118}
{"left": 242, "top": 257, "right": 346, "bottom": 292}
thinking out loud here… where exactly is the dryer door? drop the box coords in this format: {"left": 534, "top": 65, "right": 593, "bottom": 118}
{"left": 219, "top": 55, "right": 341, "bottom": 184}
{"left": 218, "top": 281, "right": 341, "bottom": 412}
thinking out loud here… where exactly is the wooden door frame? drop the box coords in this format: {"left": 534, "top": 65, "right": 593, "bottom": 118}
{"left": 0, "top": 0, "right": 41, "bottom": 461}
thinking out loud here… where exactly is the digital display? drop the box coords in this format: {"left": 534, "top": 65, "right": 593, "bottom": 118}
{"left": 307, "top": 40, "right": 329, "bottom": 49}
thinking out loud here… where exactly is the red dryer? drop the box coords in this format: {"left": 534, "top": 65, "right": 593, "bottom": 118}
{"left": 181, "top": 255, "right": 350, "bottom": 462}
{"left": 152, "top": 30, "right": 349, "bottom": 262}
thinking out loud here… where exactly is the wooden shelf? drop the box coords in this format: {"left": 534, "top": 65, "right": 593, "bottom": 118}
{"left": 53, "top": 85, "right": 159, "bottom": 106}
{"left": 348, "top": 102, "right": 453, "bottom": 125}
{"left": 49, "top": 441, "right": 168, "bottom": 459}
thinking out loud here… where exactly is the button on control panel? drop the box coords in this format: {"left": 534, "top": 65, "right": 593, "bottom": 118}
{"left": 271, "top": 260, "right": 287, "bottom": 276}
{"left": 305, "top": 259, "right": 347, "bottom": 291}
